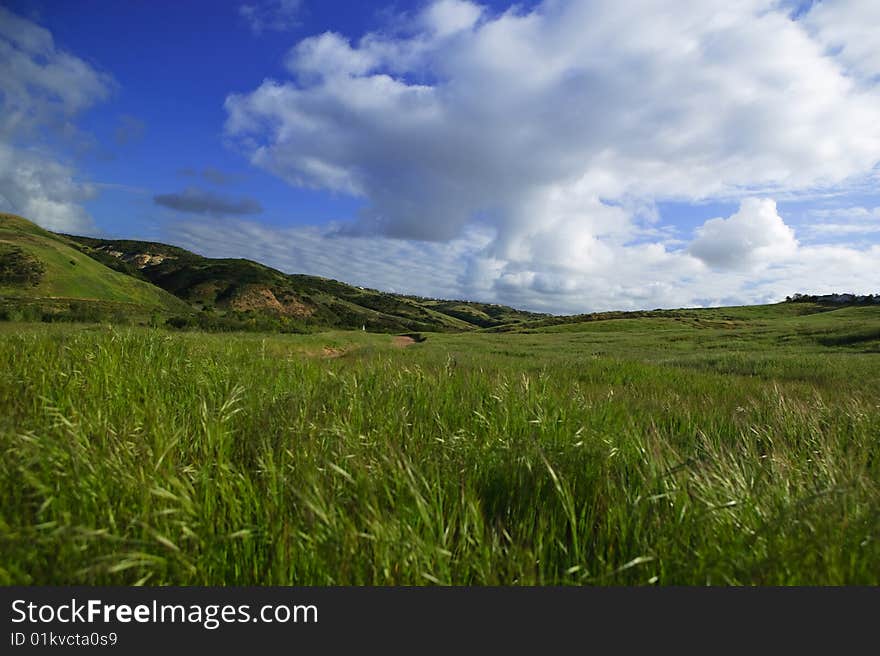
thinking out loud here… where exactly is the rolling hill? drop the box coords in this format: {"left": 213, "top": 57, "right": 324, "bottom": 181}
{"left": 9, "top": 212, "right": 872, "bottom": 335}
{"left": 61, "top": 230, "right": 546, "bottom": 332}
{"left": 0, "top": 213, "right": 191, "bottom": 320}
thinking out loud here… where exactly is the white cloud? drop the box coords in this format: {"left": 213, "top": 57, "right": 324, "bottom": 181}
{"left": 221, "top": 0, "right": 880, "bottom": 311}
{"left": 0, "top": 8, "right": 112, "bottom": 233}
{"left": 803, "top": 0, "right": 880, "bottom": 81}
{"left": 226, "top": 0, "right": 880, "bottom": 235}
{"left": 287, "top": 32, "right": 379, "bottom": 78}
{"left": 239, "top": 0, "right": 303, "bottom": 35}
{"left": 799, "top": 204, "right": 880, "bottom": 240}
{"left": 803, "top": 223, "right": 880, "bottom": 236}
{"left": 421, "top": 0, "right": 484, "bottom": 37}
{"left": 807, "top": 206, "right": 880, "bottom": 221}
{"left": 0, "top": 7, "right": 113, "bottom": 138}
{"left": 690, "top": 198, "right": 798, "bottom": 270}
{"left": 0, "top": 144, "right": 96, "bottom": 234}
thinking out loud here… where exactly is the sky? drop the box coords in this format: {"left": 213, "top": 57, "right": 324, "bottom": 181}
{"left": 1, "top": 0, "right": 879, "bottom": 314}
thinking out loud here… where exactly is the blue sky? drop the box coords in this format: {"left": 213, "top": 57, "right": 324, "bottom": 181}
{"left": 5, "top": 0, "right": 542, "bottom": 237}
{"left": 4, "top": 0, "right": 384, "bottom": 236}
{"left": 1, "top": 0, "right": 879, "bottom": 313}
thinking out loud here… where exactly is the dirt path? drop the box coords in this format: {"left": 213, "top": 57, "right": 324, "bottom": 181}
{"left": 392, "top": 336, "right": 416, "bottom": 347}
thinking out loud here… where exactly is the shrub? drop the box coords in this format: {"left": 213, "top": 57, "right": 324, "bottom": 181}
{"left": 0, "top": 245, "right": 45, "bottom": 286}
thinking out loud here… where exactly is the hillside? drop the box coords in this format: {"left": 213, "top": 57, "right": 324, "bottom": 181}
{"left": 489, "top": 299, "right": 880, "bottom": 334}
{"left": 12, "top": 212, "right": 872, "bottom": 335}
{"left": 63, "top": 233, "right": 546, "bottom": 332}
{"left": 0, "top": 214, "right": 191, "bottom": 320}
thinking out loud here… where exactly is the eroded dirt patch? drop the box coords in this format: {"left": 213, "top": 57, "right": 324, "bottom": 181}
{"left": 392, "top": 336, "right": 416, "bottom": 347}
{"left": 229, "top": 285, "right": 314, "bottom": 317}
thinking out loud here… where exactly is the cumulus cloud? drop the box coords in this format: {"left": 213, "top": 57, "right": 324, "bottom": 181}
{"left": 0, "top": 143, "right": 97, "bottom": 234}
{"left": 153, "top": 187, "right": 263, "bottom": 216}
{"left": 0, "top": 8, "right": 112, "bottom": 233}
{"left": 0, "top": 7, "right": 113, "bottom": 138}
{"left": 226, "top": 0, "right": 880, "bottom": 241}
{"left": 239, "top": 0, "right": 302, "bottom": 35}
{"left": 690, "top": 199, "right": 798, "bottom": 270}
{"left": 421, "top": 0, "right": 484, "bottom": 37}
{"left": 219, "top": 0, "right": 880, "bottom": 310}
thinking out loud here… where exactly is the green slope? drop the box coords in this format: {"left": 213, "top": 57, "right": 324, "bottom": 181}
{"left": 492, "top": 302, "right": 880, "bottom": 359}
{"left": 0, "top": 213, "right": 191, "bottom": 316}
{"left": 64, "top": 233, "right": 546, "bottom": 332}
{"left": 492, "top": 300, "right": 868, "bottom": 334}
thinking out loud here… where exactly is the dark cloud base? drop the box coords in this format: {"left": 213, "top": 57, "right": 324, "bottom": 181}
{"left": 153, "top": 187, "right": 262, "bottom": 216}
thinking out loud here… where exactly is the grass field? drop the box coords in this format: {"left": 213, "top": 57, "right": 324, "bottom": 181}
{"left": 1, "top": 303, "right": 879, "bottom": 585}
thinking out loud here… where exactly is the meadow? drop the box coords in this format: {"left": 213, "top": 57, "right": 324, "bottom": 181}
{"left": 1, "top": 303, "right": 879, "bottom": 585}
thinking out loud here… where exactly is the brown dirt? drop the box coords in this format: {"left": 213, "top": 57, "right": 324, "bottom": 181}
{"left": 228, "top": 285, "right": 314, "bottom": 317}
{"left": 392, "top": 336, "right": 416, "bottom": 347}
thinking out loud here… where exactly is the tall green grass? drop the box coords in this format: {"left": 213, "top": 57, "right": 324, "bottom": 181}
{"left": 1, "top": 318, "right": 878, "bottom": 584}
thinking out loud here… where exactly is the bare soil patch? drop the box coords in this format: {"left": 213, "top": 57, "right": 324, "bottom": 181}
{"left": 229, "top": 285, "right": 313, "bottom": 317}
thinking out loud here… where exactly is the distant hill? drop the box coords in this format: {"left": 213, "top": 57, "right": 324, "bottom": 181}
{"left": 15, "top": 212, "right": 869, "bottom": 334}
{"left": 0, "top": 214, "right": 190, "bottom": 321}
{"left": 488, "top": 299, "right": 879, "bottom": 335}
{"left": 62, "top": 232, "right": 546, "bottom": 332}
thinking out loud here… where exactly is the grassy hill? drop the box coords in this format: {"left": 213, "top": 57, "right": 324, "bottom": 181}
{"left": 488, "top": 300, "right": 853, "bottom": 333}
{"left": 489, "top": 302, "right": 880, "bottom": 365}
{"left": 6, "top": 211, "right": 875, "bottom": 338}
{"left": 0, "top": 214, "right": 191, "bottom": 321}
{"left": 64, "top": 232, "right": 545, "bottom": 332}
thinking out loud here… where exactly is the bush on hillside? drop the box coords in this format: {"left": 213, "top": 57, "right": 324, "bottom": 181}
{"left": 0, "top": 245, "right": 45, "bottom": 287}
